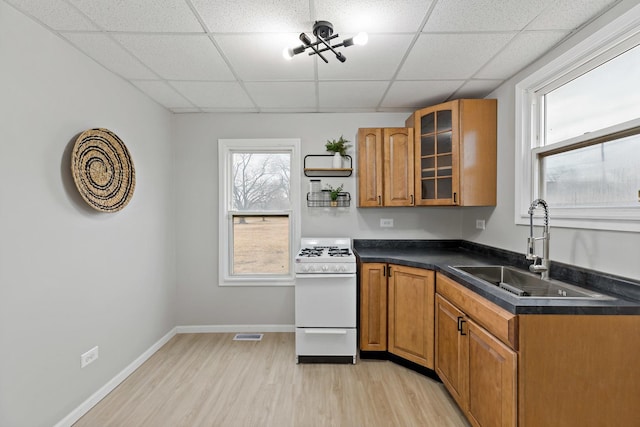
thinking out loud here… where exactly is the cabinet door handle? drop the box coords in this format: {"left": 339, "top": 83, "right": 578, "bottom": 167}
{"left": 453, "top": 192, "right": 458, "bottom": 204}
{"left": 410, "top": 194, "right": 414, "bottom": 205}
{"left": 460, "top": 319, "right": 467, "bottom": 336}
{"left": 388, "top": 266, "right": 392, "bottom": 277}
{"left": 383, "top": 265, "right": 386, "bottom": 277}
{"left": 378, "top": 195, "right": 382, "bottom": 205}
{"left": 457, "top": 316, "right": 464, "bottom": 332}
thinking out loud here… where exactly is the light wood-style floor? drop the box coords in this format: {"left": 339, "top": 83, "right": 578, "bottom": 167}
{"left": 74, "top": 333, "right": 469, "bottom": 427}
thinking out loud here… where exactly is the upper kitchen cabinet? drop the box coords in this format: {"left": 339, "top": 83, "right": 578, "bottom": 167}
{"left": 357, "top": 127, "right": 414, "bottom": 207}
{"left": 406, "top": 99, "right": 497, "bottom": 206}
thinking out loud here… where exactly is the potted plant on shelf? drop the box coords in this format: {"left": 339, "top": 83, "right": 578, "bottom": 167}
{"left": 326, "top": 184, "right": 343, "bottom": 207}
{"left": 325, "top": 136, "right": 351, "bottom": 168}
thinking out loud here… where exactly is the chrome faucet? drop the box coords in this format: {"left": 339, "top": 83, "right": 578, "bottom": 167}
{"left": 526, "top": 199, "right": 550, "bottom": 279}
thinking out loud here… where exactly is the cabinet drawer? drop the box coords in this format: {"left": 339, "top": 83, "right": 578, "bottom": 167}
{"left": 436, "top": 273, "right": 518, "bottom": 350}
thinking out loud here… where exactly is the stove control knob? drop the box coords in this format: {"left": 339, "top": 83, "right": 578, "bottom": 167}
{"left": 322, "top": 265, "right": 329, "bottom": 272}
{"left": 338, "top": 265, "right": 346, "bottom": 272}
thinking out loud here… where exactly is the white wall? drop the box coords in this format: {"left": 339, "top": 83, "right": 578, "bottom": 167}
{"left": 0, "top": 3, "right": 176, "bottom": 426}
{"left": 172, "top": 113, "right": 462, "bottom": 326}
{"left": 462, "top": 0, "right": 640, "bottom": 281}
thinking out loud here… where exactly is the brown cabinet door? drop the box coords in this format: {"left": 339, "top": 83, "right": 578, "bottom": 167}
{"left": 383, "top": 128, "right": 414, "bottom": 206}
{"left": 435, "top": 294, "right": 467, "bottom": 409}
{"left": 357, "top": 128, "right": 383, "bottom": 207}
{"left": 413, "top": 101, "right": 460, "bottom": 206}
{"left": 412, "top": 99, "right": 497, "bottom": 206}
{"left": 466, "top": 319, "right": 517, "bottom": 427}
{"left": 359, "top": 263, "right": 387, "bottom": 351}
{"left": 388, "top": 265, "right": 435, "bottom": 368}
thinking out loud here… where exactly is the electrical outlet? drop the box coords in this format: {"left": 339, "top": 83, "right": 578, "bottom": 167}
{"left": 380, "top": 218, "right": 394, "bottom": 228}
{"left": 81, "top": 346, "right": 99, "bottom": 368}
{"left": 476, "top": 219, "right": 486, "bottom": 230}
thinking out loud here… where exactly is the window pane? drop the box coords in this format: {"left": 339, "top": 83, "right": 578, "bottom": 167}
{"left": 545, "top": 44, "right": 640, "bottom": 144}
{"left": 232, "top": 215, "right": 290, "bottom": 275}
{"left": 232, "top": 153, "right": 290, "bottom": 211}
{"left": 542, "top": 134, "right": 640, "bottom": 207}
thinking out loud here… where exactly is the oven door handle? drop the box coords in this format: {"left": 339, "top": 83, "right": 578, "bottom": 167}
{"left": 304, "top": 329, "right": 348, "bottom": 335}
{"left": 295, "top": 274, "right": 356, "bottom": 279}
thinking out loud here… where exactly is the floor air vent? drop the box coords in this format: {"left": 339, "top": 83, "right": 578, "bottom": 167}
{"left": 233, "top": 333, "right": 264, "bottom": 341}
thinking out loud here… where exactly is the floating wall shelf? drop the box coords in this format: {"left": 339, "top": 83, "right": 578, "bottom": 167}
{"left": 304, "top": 154, "right": 353, "bottom": 177}
{"left": 307, "top": 191, "right": 351, "bottom": 207}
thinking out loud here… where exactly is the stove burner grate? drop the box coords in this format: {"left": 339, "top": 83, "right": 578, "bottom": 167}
{"left": 328, "top": 248, "right": 352, "bottom": 257}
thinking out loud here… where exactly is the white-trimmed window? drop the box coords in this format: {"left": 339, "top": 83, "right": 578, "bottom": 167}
{"left": 218, "top": 139, "right": 301, "bottom": 286}
{"left": 515, "top": 4, "right": 640, "bottom": 231}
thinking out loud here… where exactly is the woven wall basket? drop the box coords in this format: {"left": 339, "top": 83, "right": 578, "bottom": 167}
{"left": 71, "top": 128, "right": 136, "bottom": 212}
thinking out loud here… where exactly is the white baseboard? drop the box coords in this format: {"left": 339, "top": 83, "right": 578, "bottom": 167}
{"left": 54, "top": 327, "right": 177, "bottom": 427}
{"left": 176, "top": 324, "right": 295, "bottom": 333}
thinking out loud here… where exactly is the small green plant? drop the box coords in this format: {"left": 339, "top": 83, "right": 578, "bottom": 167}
{"left": 326, "top": 184, "right": 344, "bottom": 201}
{"left": 325, "top": 136, "right": 351, "bottom": 156}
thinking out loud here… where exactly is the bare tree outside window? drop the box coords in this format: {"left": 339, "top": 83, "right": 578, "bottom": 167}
{"left": 232, "top": 153, "right": 290, "bottom": 212}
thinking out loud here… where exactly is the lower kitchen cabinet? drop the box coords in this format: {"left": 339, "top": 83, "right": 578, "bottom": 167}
{"left": 436, "top": 274, "right": 517, "bottom": 427}
{"left": 437, "top": 272, "right": 640, "bottom": 427}
{"left": 359, "top": 263, "right": 435, "bottom": 369}
{"left": 388, "top": 265, "right": 435, "bottom": 368}
{"left": 466, "top": 316, "right": 517, "bottom": 427}
{"left": 359, "top": 263, "right": 387, "bottom": 351}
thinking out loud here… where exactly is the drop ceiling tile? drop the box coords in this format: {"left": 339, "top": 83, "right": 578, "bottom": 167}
{"left": 171, "top": 81, "right": 255, "bottom": 109}
{"left": 452, "top": 79, "right": 504, "bottom": 99}
{"left": 315, "top": 0, "right": 434, "bottom": 33}
{"left": 382, "top": 80, "right": 465, "bottom": 109}
{"left": 62, "top": 33, "right": 156, "bottom": 80}
{"left": 527, "top": 0, "right": 619, "bottom": 30}
{"left": 131, "top": 80, "right": 194, "bottom": 109}
{"left": 190, "top": 0, "right": 309, "bottom": 32}
{"left": 476, "top": 31, "right": 569, "bottom": 79}
{"left": 318, "top": 81, "right": 388, "bottom": 109}
{"left": 398, "top": 33, "right": 514, "bottom": 80}
{"left": 215, "top": 34, "right": 314, "bottom": 81}
{"left": 4, "top": 0, "right": 98, "bottom": 31}
{"left": 112, "top": 34, "right": 234, "bottom": 81}
{"left": 317, "top": 34, "right": 413, "bottom": 80}
{"left": 244, "top": 82, "right": 316, "bottom": 109}
{"left": 67, "top": 0, "right": 203, "bottom": 32}
{"left": 424, "top": 0, "right": 554, "bottom": 32}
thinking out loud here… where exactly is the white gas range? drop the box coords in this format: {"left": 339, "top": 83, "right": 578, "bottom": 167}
{"left": 294, "top": 237, "right": 357, "bottom": 364}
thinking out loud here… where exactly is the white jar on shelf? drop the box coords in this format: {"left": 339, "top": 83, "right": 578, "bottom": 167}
{"left": 332, "top": 152, "right": 342, "bottom": 168}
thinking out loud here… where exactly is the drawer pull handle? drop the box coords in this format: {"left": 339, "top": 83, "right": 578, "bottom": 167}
{"left": 304, "top": 329, "right": 347, "bottom": 335}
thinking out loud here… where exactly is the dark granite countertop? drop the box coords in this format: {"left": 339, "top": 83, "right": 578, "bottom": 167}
{"left": 353, "top": 239, "right": 640, "bottom": 315}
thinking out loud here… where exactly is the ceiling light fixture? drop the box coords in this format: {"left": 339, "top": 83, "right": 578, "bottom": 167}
{"left": 283, "top": 20, "right": 368, "bottom": 63}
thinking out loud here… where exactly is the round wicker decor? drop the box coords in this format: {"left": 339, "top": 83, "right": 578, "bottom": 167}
{"left": 71, "top": 128, "right": 135, "bottom": 212}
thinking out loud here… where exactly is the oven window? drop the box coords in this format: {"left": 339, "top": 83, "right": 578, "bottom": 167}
{"left": 218, "top": 139, "right": 300, "bottom": 286}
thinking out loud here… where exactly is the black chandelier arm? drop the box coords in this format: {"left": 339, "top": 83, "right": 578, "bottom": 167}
{"left": 306, "top": 43, "right": 329, "bottom": 63}
{"left": 313, "top": 41, "right": 350, "bottom": 55}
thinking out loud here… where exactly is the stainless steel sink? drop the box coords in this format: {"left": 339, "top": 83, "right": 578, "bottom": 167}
{"left": 451, "top": 265, "right": 613, "bottom": 299}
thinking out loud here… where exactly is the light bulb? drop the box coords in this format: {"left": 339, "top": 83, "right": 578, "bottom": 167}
{"left": 353, "top": 32, "right": 368, "bottom": 46}
{"left": 283, "top": 47, "right": 294, "bottom": 60}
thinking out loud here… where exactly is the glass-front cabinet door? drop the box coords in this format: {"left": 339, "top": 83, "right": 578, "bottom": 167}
{"left": 414, "top": 101, "right": 460, "bottom": 205}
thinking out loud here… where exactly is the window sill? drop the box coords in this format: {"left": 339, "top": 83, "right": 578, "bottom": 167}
{"left": 516, "top": 211, "right": 640, "bottom": 233}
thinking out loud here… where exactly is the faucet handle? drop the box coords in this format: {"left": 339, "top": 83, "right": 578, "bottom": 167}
{"left": 526, "top": 237, "right": 537, "bottom": 260}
